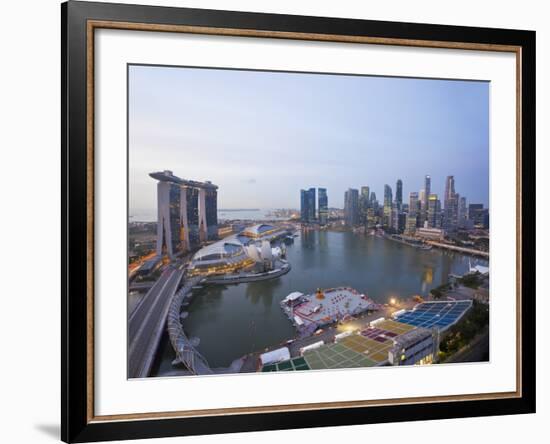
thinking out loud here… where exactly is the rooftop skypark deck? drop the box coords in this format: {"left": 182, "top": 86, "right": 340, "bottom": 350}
{"left": 149, "top": 170, "right": 218, "bottom": 190}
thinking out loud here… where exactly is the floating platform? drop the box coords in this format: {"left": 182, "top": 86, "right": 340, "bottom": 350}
{"left": 280, "top": 287, "right": 375, "bottom": 331}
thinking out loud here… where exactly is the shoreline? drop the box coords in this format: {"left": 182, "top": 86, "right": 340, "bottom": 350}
{"left": 200, "top": 262, "right": 291, "bottom": 285}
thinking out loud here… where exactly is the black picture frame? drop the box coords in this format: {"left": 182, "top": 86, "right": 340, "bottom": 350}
{"left": 62, "top": 1, "right": 536, "bottom": 442}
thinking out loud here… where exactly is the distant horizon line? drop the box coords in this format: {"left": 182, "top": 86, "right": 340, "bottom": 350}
{"left": 130, "top": 201, "right": 490, "bottom": 216}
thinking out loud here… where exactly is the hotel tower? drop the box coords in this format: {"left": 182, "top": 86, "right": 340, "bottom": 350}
{"left": 149, "top": 170, "right": 218, "bottom": 258}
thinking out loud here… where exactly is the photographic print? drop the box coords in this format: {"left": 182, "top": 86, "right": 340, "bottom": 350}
{"left": 127, "top": 65, "right": 490, "bottom": 378}
{"left": 62, "top": 4, "right": 535, "bottom": 440}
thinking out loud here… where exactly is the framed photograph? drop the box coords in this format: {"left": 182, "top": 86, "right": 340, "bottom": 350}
{"left": 61, "top": 1, "right": 535, "bottom": 442}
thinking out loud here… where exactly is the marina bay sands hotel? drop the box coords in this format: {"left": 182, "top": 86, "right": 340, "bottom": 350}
{"left": 149, "top": 170, "right": 218, "bottom": 258}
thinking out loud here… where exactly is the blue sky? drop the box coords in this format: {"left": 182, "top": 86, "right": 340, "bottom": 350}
{"left": 129, "top": 65, "right": 489, "bottom": 213}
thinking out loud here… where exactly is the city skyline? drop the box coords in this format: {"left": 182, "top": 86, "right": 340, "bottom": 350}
{"left": 129, "top": 65, "right": 489, "bottom": 215}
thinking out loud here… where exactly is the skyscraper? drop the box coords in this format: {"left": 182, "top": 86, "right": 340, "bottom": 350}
{"left": 359, "top": 186, "right": 370, "bottom": 224}
{"left": 204, "top": 184, "right": 218, "bottom": 241}
{"left": 198, "top": 187, "right": 207, "bottom": 243}
{"left": 420, "top": 175, "right": 431, "bottom": 228}
{"left": 307, "top": 188, "right": 316, "bottom": 222}
{"left": 186, "top": 187, "right": 200, "bottom": 249}
{"left": 391, "top": 204, "right": 405, "bottom": 233}
{"left": 443, "top": 176, "right": 458, "bottom": 232}
{"left": 150, "top": 170, "right": 217, "bottom": 258}
{"left": 383, "top": 184, "right": 393, "bottom": 228}
{"left": 444, "top": 175, "right": 455, "bottom": 202}
{"left": 458, "top": 196, "right": 468, "bottom": 228}
{"left": 318, "top": 188, "right": 328, "bottom": 225}
{"left": 427, "top": 193, "right": 441, "bottom": 228}
{"left": 409, "top": 192, "right": 420, "bottom": 215}
{"left": 344, "top": 188, "right": 359, "bottom": 226}
{"left": 155, "top": 181, "right": 183, "bottom": 258}
{"left": 397, "top": 212, "right": 406, "bottom": 233}
{"left": 366, "top": 207, "right": 376, "bottom": 228}
{"left": 395, "top": 179, "right": 403, "bottom": 211}
{"left": 468, "top": 203, "right": 488, "bottom": 228}
{"left": 419, "top": 189, "right": 426, "bottom": 208}
{"left": 424, "top": 175, "right": 431, "bottom": 207}
{"left": 370, "top": 192, "right": 379, "bottom": 213}
{"left": 384, "top": 184, "right": 393, "bottom": 207}
{"left": 300, "top": 189, "right": 307, "bottom": 221}
{"left": 300, "top": 188, "right": 316, "bottom": 223}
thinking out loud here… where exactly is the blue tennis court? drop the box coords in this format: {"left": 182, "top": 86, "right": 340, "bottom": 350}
{"left": 394, "top": 300, "right": 472, "bottom": 330}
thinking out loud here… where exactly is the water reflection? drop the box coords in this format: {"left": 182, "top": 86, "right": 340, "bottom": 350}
{"left": 174, "top": 231, "right": 487, "bottom": 367}
{"left": 245, "top": 279, "right": 281, "bottom": 308}
{"left": 440, "top": 256, "right": 451, "bottom": 286}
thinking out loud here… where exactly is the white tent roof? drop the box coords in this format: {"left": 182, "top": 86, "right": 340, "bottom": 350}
{"left": 283, "top": 292, "right": 303, "bottom": 302}
{"left": 300, "top": 341, "right": 324, "bottom": 354}
{"left": 261, "top": 240, "right": 273, "bottom": 260}
{"left": 334, "top": 331, "right": 353, "bottom": 342}
{"left": 246, "top": 245, "right": 261, "bottom": 262}
{"left": 473, "top": 265, "right": 489, "bottom": 275}
{"left": 260, "top": 347, "right": 290, "bottom": 365}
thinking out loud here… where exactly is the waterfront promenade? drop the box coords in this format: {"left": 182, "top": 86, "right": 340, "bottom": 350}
{"left": 426, "top": 241, "right": 489, "bottom": 258}
{"left": 201, "top": 261, "right": 291, "bottom": 285}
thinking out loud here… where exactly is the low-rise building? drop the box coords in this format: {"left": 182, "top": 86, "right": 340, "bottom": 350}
{"left": 240, "top": 223, "right": 286, "bottom": 240}
{"left": 388, "top": 327, "right": 437, "bottom": 366}
{"left": 416, "top": 227, "right": 445, "bottom": 241}
{"left": 188, "top": 224, "right": 288, "bottom": 277}
{"left": 187, "top": 240, "right": 255, "bottom": 276}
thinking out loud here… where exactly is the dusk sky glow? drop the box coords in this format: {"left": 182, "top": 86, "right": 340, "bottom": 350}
{"left": 129, "top": 65, "right": 489, "bottom": 216}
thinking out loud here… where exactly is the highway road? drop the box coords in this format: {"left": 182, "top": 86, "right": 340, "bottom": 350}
{"left": 128, "top": 266, "right": 184, "bottom": 378}
{"left": 129, "top": 281, "right": 155, "bottom": 293}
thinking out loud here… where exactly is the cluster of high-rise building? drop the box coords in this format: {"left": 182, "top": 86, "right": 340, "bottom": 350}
{"left": 150, "top": 170, "right": 218, "bottom": 258}
{"left": 339, "top": 175, "right": 489, "bottom": 235}
{"left": 300, "top": 187, "right": 329, "bottom": 225}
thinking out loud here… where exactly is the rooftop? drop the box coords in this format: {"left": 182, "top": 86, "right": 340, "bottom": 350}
{"left": 149, "top": 170, "right": 218, "bottom": 190}
{"left": 393, "top": 300, "right": 472, "bottom": 331}
{"left": 262, "top": 356, "right": 310, "bottom": 372}
{"left": 392, "top": 327, "right": 433, "bottom": 348}
{"left": 241, "top": 224, "right": 282, "bottom": 238}
{"left": 303, "top": 341, "right": 378, "bottom": 370}
{"left": 261, "top": 319, "right": 420, "bottom": 372}
{"left": 192, "top": 237, "right": 245, "bottom": 262}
